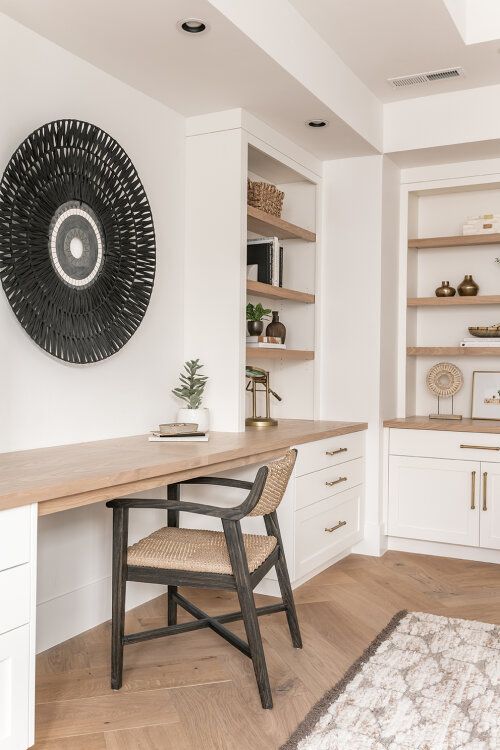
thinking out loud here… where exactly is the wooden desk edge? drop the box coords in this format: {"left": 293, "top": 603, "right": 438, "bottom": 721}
{"left": 0, "top": 422, "right": 367, "bottom": 515}
{"left": 383, "top": 416, "right": 500, "bottom": 433}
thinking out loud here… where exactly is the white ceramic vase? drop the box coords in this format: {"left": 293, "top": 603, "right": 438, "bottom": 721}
{"left": 177, "top": 407, "right": 210, "bottom": 433}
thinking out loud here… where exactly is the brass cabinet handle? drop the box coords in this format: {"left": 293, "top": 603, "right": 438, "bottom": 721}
{"left": 483, "top": 472, "right": 488, "bottom": 511}
{"left": 324, "top": 520, "right": 347, "bottom": 533}
{"left": 325, "top": 477, "right": 347, "bottom": 487}
{"left": 460, "top": 444, "right": 500, "bottom": 451}
{"left": 325, "top": 448, "right": 347, "bottom": 456}
{"left": 471, "top": 470, "right": 476, "bottom": 510}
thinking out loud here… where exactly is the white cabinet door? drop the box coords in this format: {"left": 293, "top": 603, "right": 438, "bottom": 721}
{"left": 0, "top": 626, "right": 30, "bottom": 750}
{"left": 388, "top": 456, "right": 480, "bottom": 546}
{"left": 480, "top": 463, "right": 500, "bottom": 550}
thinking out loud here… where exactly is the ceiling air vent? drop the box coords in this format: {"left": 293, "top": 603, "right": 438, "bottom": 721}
{"left": 388, "top": 67, "right": 465, "bottom": 88}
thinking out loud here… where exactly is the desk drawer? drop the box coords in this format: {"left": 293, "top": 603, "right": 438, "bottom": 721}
{"left": 0, "top": 506, "right": 31, "bottom": 572}
{"left": 296, "top": 458, "right": 364, "bottom": 510}
{"left": 389, "top": 428, "right": 500, "bottom": 463}
{"left": 295, "top": 487, "right": 362, "bottom": 579}
{"left": 0, "top": 565, "right": 30, "bottom": 636}
{"left": 295, "top": 432, "right": 364, "bottom": 476}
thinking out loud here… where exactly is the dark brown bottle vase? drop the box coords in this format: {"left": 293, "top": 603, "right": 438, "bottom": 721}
{"left": 435, "top": 281, "right": 456, "bottom": 297}
{"left": 266, "top": 311, "right": 286, "bottom": 343}
{"left": 457, "top": 275, "right": 479, "bottom": 296}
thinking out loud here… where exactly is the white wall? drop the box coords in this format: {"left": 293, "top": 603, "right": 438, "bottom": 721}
{"left": 0, "top": 14, "right": 186, "bottom": 650}
{"left": 321, "top": 155, "right": 400, "bottom": 555}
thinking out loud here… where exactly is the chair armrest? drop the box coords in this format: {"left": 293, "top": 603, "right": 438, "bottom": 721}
{"left": 106, "top": 497, "right": 248, "bottom": 519}
{"left": 179, "top": 476, "right": 253, "bottom": 490}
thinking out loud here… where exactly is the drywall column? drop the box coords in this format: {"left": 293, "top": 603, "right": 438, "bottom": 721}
{"left": 185, "top": 121, "right": 247, "bottom": 431}
{"left": 321, "top": 155, "right": 400, "bottom": 555}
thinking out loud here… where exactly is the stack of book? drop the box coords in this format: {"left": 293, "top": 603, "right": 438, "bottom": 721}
{"left": 246, "top": 335, "right": 285, "bottom": 349}
{"left": 460, "top": 337, "right": 500, "bottom": 348}
{"left": 149, "top": 429, "right": 208, "bottom": 442}
{"left": 247, "top": 237, "right": 283, "bottom": 287}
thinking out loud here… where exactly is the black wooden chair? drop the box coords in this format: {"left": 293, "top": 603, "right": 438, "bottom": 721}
{"left": 106, "top": 449, "right": 302, "bottom": 709}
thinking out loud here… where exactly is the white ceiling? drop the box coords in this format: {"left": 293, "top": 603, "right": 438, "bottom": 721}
{"left": 0, "top": 0, "right": 376, "bottom": 160}
{"left": 289, "top": 0, "right": 500, "bottom": 102}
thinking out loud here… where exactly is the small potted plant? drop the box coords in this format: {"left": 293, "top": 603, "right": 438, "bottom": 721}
{"left": 172, "top": 359, "right": 210, "bottom": 432}
{"left": 246, "top": 302, "right": 271, "bottom": 336}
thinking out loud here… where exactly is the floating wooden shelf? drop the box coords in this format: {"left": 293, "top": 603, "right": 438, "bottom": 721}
{"left": 408, "top": 233, "right": 500, "bottom": 249}
{"left": 247, "top": 205, "right": 316, "bottom": 242}
{"left": 246, "top": 347, "right": 314, "bottom": 361}
{"left": 408, "top": 346, "right": 500, "bottom": 357}
{"left": 246, "top": 280, "right": 315, "bottom": 304}
{"left": 408, "top": 295, "right": 500, "bottom": 307}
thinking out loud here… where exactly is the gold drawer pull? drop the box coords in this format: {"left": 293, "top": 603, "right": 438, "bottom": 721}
{"left": 325, "top": 520, "right": 347, "bottom": 533}
{"left": 460, "top": 444, "right": 500, "bottom": 451}
{"left": 471, "top": 470, "right": 476, "bottom": 510}
{"left": 483, "top": 472, "right": 488, "bottom": 511}
{"left": 325, "top": 477, "right": 347, "bottom": 487}
{"left": 326, "top": 447, "right": 347, "bottom": 456}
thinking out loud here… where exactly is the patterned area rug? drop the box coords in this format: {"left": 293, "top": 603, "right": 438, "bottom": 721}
{"left": 281, "top": 611, "right": 499, "bottom": 750}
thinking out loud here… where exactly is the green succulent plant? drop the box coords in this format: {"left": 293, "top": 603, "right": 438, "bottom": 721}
{"left": 172, "top": 359, "right": 208, "bottom": 409}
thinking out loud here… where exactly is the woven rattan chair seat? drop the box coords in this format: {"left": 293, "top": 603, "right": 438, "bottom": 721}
{"left": 128, "top": 527, "right": 277, "bottom": 574}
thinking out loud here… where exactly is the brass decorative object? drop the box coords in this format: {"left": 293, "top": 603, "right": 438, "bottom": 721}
{"left": 435, "top": 281, "right": 456, "bottom": 297}
{"left": 245, "top": 366, "right": 281, "bottom": 427}
{"left": 458, "top": 274, "right": 479, "bottom": 296}
{"left": 426, "top": 361, "right": 463, "bottom": 420}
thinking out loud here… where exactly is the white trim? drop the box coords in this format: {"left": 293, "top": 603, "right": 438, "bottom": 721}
{"left": 388, "top": 536, "right": 500, "bottom": 564}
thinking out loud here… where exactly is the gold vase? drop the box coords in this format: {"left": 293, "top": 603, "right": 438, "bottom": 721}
{"left": 435, "top": 281, "right": 456, "bottom": 297}
{"left": 457, "top": 275, "right": 479, "bottom": 296}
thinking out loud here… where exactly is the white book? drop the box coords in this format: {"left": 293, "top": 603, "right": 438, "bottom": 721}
{"left": 271, "top": 236, "right": 280, "bottom": 287}
{"left": 247, "top": 342, "right": 286, "bottom": 349}
{"left": 148, "top": 435, "right": 209, "bottom": 442}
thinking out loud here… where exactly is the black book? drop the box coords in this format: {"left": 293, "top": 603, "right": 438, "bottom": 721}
{"left": 247, "top": 237, "right": 283, "bottom": 287}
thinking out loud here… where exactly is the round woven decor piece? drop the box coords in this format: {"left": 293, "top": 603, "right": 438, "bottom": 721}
{"left": 426, "top": 362, "right": 463, "bottom": 398}
{"left": 0, "top": 119, "right": 156, "bottom": 363}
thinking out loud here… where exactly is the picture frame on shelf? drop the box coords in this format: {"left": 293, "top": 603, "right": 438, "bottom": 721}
{"left": 471, "top": 370, "right": 500, "bottom": 420}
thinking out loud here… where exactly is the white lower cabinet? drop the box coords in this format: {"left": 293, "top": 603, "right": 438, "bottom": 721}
{"left": 387, "top": 428, "right": 500, "bottom": 554}
{"left": 0, "top": 626, "right": 30, "bottom": 750}
{"left": 388, "top": 456, "right": 480, "bottom": 546}
{"left": 480, "top": 462, "right": 500, "bottom": 550}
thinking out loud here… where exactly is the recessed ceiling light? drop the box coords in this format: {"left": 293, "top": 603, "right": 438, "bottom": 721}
{"left": 178, "top": 19, "right": 208, "bottom": 34}
{"left": 307, "top": 119, "right": 328, "bottom": 128}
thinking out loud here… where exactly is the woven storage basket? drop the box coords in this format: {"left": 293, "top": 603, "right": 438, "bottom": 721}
{"left": 247, "top": 179, "right": 284, "bottom": 218}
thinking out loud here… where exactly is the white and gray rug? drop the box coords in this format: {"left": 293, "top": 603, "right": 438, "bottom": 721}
{"left": 281, "top": 611, "right": 499, "bottom": 750}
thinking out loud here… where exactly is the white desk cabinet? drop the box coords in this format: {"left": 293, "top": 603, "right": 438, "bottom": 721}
{"left": 387, "top": 427, "right": 500, "bottom": 559}
{"left": 0, "top": 506, "right": 36, "bottom": 750}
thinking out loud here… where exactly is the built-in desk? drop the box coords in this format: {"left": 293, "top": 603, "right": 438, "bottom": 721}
{"left": 0, "top": 419, "right": 366, "bottom": 750}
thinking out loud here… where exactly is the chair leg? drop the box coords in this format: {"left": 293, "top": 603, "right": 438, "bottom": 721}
{"left": 265, "top": 512, "right": 302, "bottom": 649}
{"left": 223, "top": 519, "right": 273, "bottom": 709}
{"left": 167, "top": 491, "right": 179, "bottom": 626}
{"left": 111, "top": 506, "right": 129, "bottom": 690}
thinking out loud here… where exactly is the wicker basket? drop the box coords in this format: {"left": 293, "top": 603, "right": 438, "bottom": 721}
{"left": 247, "top": 179, "right": 284, "bottom": 218}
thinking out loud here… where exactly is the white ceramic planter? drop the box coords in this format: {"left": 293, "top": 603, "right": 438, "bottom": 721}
{"left": 177, "top": 407, "right": 210, "bottom": 433}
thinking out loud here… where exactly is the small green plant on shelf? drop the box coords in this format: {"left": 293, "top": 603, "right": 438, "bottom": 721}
{"left": 246, "top": 302, "right": 271, "bottom": 321}
{"left": 172, "top": 359, "right": 208, "bottom": 409}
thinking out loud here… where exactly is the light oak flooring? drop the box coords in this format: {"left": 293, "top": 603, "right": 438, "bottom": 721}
{"left": 34, "top": 551, "right": 500, "bottom": 749}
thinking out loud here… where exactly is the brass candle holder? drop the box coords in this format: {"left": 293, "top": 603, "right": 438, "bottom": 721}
{"left": 245, "top": 366, "right": 281, "bottom": 427}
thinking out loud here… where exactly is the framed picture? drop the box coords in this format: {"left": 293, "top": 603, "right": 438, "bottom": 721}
{"left": 471, "top": 371, "right": 500, "bottom": 420}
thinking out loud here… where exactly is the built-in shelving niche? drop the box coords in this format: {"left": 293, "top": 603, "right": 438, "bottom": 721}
{"left": 404, "top": 180, "right": 500, "bottom": 417}
{"left": 245, "top": 144, "right": 319, "bottom": 422}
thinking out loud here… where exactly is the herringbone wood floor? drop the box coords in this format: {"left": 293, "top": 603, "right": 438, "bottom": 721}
{"left": 33, "top": 551, "right": 500, "bottom": 749}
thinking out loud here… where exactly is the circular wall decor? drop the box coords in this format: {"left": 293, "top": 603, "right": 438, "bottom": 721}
{"left": 426, "top": 362, "right": 463, "bottom": 398}
{"left": 0, "top": 120, "right": 156, "bottom": 363}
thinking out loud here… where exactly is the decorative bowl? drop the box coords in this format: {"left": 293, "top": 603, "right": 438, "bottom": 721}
{"left": 468, "top": 326, "right": 500, "bottom": 338}
{"left": 158, "top": 422, "right": 198, "bottom": 435}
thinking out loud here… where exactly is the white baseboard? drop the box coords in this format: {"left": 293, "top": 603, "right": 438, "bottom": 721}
{"left": 352, "top": 522, "right": 386, "bottom": 557}
{"left": 36, "top": 577, "right": 165, "bottom": 653}
{"left": 388, "top": 536, "right": 500, "bottom": 565}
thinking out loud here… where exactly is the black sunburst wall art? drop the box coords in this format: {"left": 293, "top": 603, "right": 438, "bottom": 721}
{"left": 0, "top": 119, "right": 156, "bottom": 363}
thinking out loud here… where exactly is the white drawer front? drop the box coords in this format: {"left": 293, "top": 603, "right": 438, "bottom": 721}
{"left": 0, "top": 625, "right": 30, "bottom": 750}
{"left": 296, "top": 458, "right": 364, "bottom": 510}
{"left": 0, "top": 507, "right": 31, "bottom": 573}
{"left": 389, "top": 428, "right": 500, "bottom": 463}
{"left": 295, "top": 432, "right": 364, "bottom": 476}
{"left": 0, "top": 566, "right": 31, "bottom": 637}
{"left": 295, "top": 487, "right": 362, "bottom": 580}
